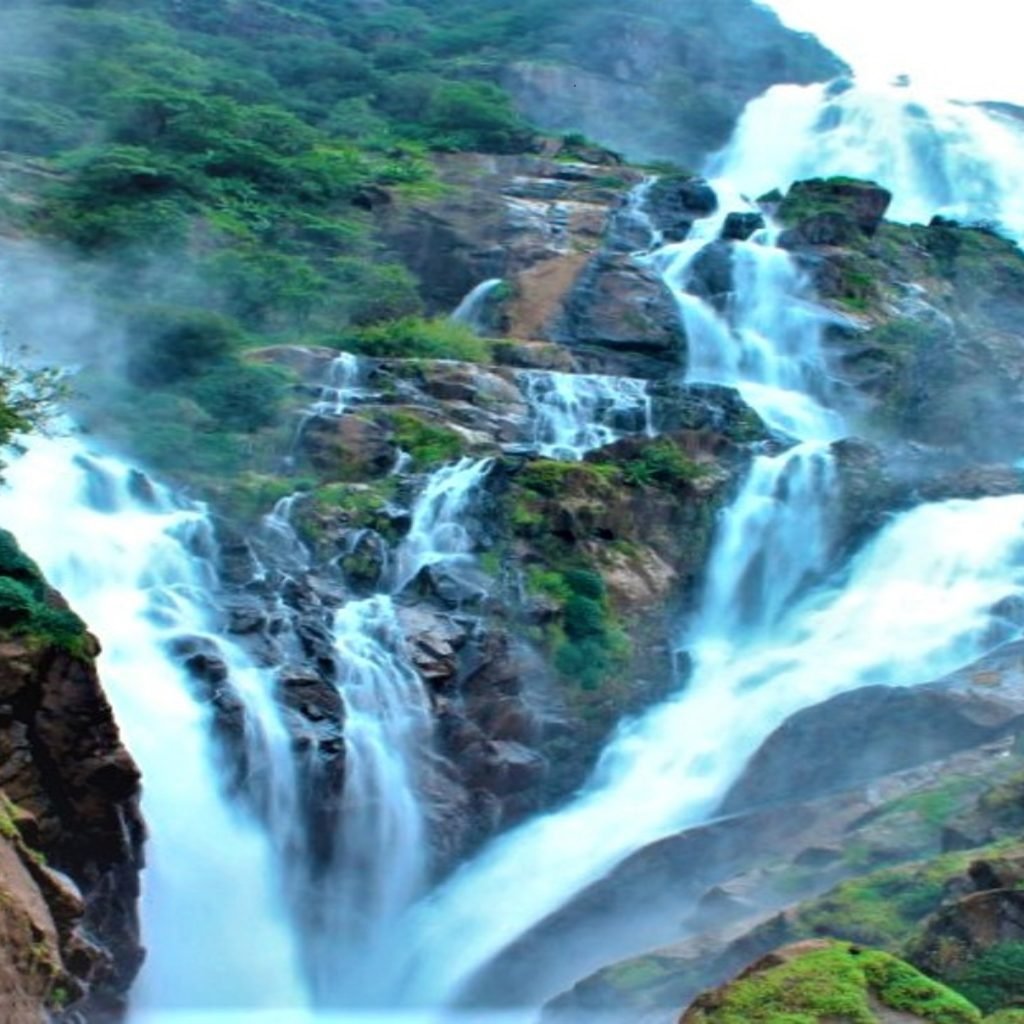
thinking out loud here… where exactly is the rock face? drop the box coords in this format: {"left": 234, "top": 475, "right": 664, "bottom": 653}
{"left": 0, "top": 535, "right": 144, "bottom": 1021}
{"left": 499, "top": 0, "right": 846, "bottom": 165}
{"left": 721, "top": 641, "right": 1024, "bottom": 815}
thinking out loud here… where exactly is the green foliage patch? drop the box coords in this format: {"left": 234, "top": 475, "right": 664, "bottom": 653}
{"left": 0, "top": 531, "right": 88, "bottom": 655}
{"left": 334, "top": 317, "right": 492, "bottom": 363}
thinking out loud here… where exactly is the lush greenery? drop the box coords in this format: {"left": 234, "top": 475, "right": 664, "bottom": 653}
{"left": 0, "top": 530, "right": 88, "bottom": 655}
{"left": 950, "top": 944, "right": 1024, "bottom": 1015}
{"left": 332, "top": 317, "right": 492, "bottom": 363}
{"left": 0, "top": 0, "right": 554, "bottom": 480}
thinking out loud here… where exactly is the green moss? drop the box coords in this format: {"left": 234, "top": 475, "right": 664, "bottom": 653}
{"left": 299, "top": 478, "right": 399, "bottom": 543}
{"left": 210, "top": 472, "right": 314, "bottom": 523}
{"left": 796, "top": 850, "right": 983, "bottom": 950}
{"left": 390, "top": 411, "right": 464, "bottom": 470}
{"left": 0, "top": 795, "right": 20, "bottom": 842}
{"left": 689, "top": 943, "right": 979, "bottom": 1024}
{"left": 525, "top": 562, "right": 627, "bottom": 691}
{"left": 883, "top": 776, "right": 980, "bottom": 828}
{"left": 517, "top": 459, "right": 619, "bottom": 498}
{"left": 604, "top": 957, "right": 673, "bottom": 992}
{"left": 778, "top": 176, "right": 885, "bottom": 228}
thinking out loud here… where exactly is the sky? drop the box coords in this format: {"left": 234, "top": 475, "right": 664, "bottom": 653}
{"left": 764, "top": 0, "right": 1024, "bottom": 105}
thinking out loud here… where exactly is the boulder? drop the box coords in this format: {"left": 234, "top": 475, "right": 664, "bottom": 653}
{"left": 299, "top": 413, "right": 395, "bottom": 479}
{"left": 779, "top": 178, "right": 893, "bottom": 244}
{"left": 721, "top": 640, "right": 1024, "bottom": 815}
{"left": 556, "top": 253, "right": 683, "bottom": 358}
{"left": 721, "top": 211, "right": 765, "bottom": 241}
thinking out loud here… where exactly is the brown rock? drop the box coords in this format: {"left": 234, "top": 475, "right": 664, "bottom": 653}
{"left": 300, "top": 413, "right": 395, "bottom": 478}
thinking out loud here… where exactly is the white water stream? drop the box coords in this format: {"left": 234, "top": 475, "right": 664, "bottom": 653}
{"left": 518, "top": 370, "right": 654, "bottom": 461}
{"left": 373, "top": 70, "right": 1024, "bottom": 1009}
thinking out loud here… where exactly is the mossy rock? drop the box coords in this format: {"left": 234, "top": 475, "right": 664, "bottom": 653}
{"left": 681, "top": 940, "right": 981, "bottom": 1023}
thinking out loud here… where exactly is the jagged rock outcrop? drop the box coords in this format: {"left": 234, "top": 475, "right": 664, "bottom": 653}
{"left": 0, "top": 533, "right": 144, "bottom": 1021}
{"left": 770, "top": 179, "right": 1024, "bottom": 461}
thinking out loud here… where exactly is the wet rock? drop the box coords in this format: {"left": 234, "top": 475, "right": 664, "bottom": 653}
{"left": 687, "top": 240, "right": 735, "bottom": 306}
{"left": 779, "top": 178, "right": 893, "bottom": 245}
{"left": 721, "top": 211, "right": 765, "bottom": 241}
{"left": 556, "top": 253, "right": 682, "bottom": 358}
{"left": 338, "top": 530, "right": 389, "bottom": 595}
{"left": 911, "top": 889, "right": 1024, "bottom": 979}
{"left": 277, "top": 667, "right": 344, "bottom": 726}
{"left": 0, "top": 553, "right": 144, "bottom": 1018}
{"left": 396, "top": 606, "right": 468, "bottom": 688}
{"left": 462, "top": 739, "right": 547, "bottom": 797}
{"left": 300, "top": 413, "right": 395, "bottom": 479}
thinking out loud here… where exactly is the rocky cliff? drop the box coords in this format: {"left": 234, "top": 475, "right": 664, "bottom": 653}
{"left": 0, "top": 531, "right": 143, "bottom": 1021}
{"left": 500, "top": 0, "right": 846, "bottom": 165}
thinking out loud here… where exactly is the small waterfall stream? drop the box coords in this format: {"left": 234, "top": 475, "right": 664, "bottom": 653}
{"left": 518, "top": 370, "right": 654, "bottom": 461}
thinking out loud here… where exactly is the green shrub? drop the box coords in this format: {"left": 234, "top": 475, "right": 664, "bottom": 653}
{"left": 189, "top": 362, "right": 290, "bottom": 431}
{"left": 0, "top": 578, "right": 36, "bottom": 625}
{"left": 622, "top": 440, "right": 705, "bottom": 488}
{"left": 125, "top": 306, "right": 242, "bottom": 385}
{"left": 335, "top": 317, "right": 491, "bottom": 362}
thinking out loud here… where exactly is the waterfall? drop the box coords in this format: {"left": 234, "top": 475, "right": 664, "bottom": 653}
{"left": 711, "top": 79, "right": 1024, "bottom": 243}
{"left": 646, "top": 213, "right": 843, "bottom": 441}
{"left": 394, "top": 456, "right": 494, "bottom": 588}
{"left": 0, "top": 436, "right": 308, "bottom": 1014}
{"left": 451, "top": 279, "right": 503, "bottom": 334}
{"left": 393, "top": 488, "right": 1024, "bottom": 1006}
{"left": 379, "top": 98, "right": 1024, "bottom": 1005}
{"left": 518, "top": 370, "right": 654, "bottom": 461}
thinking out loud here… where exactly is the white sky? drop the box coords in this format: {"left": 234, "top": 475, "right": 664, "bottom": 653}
{"left": 764, "top": 0, "right": 1024, "bottom": 105}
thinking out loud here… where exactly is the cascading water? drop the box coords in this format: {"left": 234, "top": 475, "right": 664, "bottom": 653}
{"left": 711, "top": 79, "right": 1024, "bottom": 243}
{"left": 376, "top": 90, "right": 1024, "bottom": 1007}
{"left": 313, "top": 452, "right": 495, "bottom": 1006}
{"left": 645, "top": 211, "right": 843, "bottom": 441}
{"left": 518, "top": 370, "right": 654, "bottom": 461}
{"left": 451, "top": 279, "right": 504, "bottom": 334}
{"left": 0, "top": 435, "right": 309, "bottom": 1016}
{"left": 5, "top": 38, "right": 1024, "bottom": 1024}
{"left": 287, "top": 352, "right": 366, "bottom": 467}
